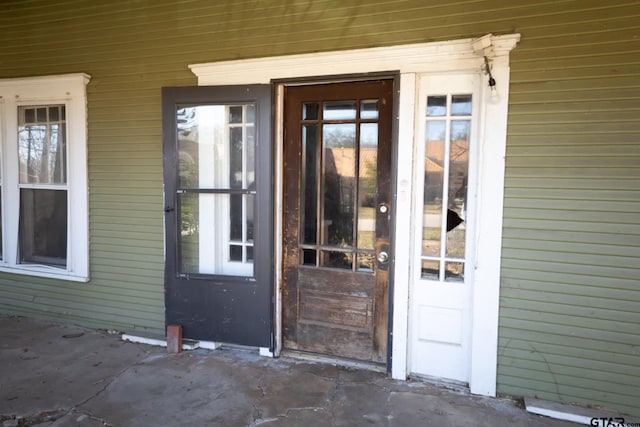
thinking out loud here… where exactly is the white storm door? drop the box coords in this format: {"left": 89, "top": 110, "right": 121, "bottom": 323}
{"left": 409, "top": 73, "right": 480, "bottom": 382}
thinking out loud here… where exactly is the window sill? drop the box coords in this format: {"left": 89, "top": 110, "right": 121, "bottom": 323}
{"left": 0, "top": 264, "right": 89, "bottom": 283}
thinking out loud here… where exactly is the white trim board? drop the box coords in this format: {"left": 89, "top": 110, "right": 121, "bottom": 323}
{"left": 122, "top": 333, "right": 219, "bottom": 351}
{"left": 189, "top": 33, "right": 520, "bottom": 396}
{"left": 525, "top": 397, "right": 639, "bottom": 425}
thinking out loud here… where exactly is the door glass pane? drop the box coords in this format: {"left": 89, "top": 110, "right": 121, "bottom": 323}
{"left": 356, "top": 252, "right": 375, "bottom": 272}
{"left": 421, "top": 94, "right": 472, "bottom": 282}
{"left": 302, "top": 125, "right": 319, "bottom": 244}
{"left": 303, "top": 103, "right": 319, "bottom": 120}
{"left": 177, "top": 104, "right": 255, "bottom": 190}
{"left": 427, "top": 96, "right": 446, "bottom": 116}
{"left": 360, "top": 100, "right": 379, "bottom": 119}
{"left": 229, "top": 127, "right": 243, "bottom": 189}
{"left": 446, "top": 120, "right": 470, "bottom": 258}
{"left": 178, "top": 193, "right": 254, "bottom": 276}
{"left": 301, "top": 249, "right": 316, "bottom": 266}
{"left": 422, "top": 120, "right": 445, "bottom": 257}
{"left": 323, "top": 101, "right": 356, "bottom": 120}
{"left": 358, "top": 123, "right": 377, "bottom": 250}
{"left": 19, "top": 188, "right": 67, "bottom": 267}
{"left": 323, "top": 123, "right": 355, "bottom": 247}
{"left": 176, "top": 103, "right": 256, "bottom": 277}
{"left": 421, "top": 260, "right": 439, "bottom": 280}
{"left": 320, "top": 250, "right": 352, "bottom": 270}
{"left": 451, "top": 95, "right": 472, "bottom": 116}
{"left": 18, "top": 105, "right": 67, "bottom": 185}
{"left": 445, "top": 262, "right": 464, "bottom": 280}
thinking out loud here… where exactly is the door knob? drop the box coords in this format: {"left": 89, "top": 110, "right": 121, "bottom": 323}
{"left": 377, "top": 251, "right": 389, "bottom": 263}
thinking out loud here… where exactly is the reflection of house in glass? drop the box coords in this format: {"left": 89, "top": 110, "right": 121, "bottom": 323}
{"left": 424, "top": 138, "right": 469, "bottom": 208}
{"left": 320, "top": 146, "right": 377, "bottom": 269}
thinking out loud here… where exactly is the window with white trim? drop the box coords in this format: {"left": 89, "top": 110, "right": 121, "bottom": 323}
{"left": 0, "top": 74, "right": 90, "bottom": 281}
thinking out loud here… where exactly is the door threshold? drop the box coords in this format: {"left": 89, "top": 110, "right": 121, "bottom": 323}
{"left": 408, "top": 373, "right": 470, "bottom": 393}
{"left": 282, "top": 349, "right": 387, "bottom": 373}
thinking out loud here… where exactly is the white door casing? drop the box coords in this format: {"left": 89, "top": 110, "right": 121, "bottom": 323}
{"left": 189, "top": 33, "right": 520, "bottom": 395}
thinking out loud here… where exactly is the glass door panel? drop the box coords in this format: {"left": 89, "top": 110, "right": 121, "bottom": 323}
{"left": 176, "top": 103, "right": 255, "bottom": 277}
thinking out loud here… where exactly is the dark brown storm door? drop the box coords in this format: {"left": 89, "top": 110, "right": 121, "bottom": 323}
{"left": 282, "top": 79, "right": 394, "bottom": 364}
{"left": 162, "top": 85, "right": 273, "bottom": 348}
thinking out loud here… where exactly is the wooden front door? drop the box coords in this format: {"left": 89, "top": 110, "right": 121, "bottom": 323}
{"left": 282, "top": 79, "right": 394, "bottom": 364}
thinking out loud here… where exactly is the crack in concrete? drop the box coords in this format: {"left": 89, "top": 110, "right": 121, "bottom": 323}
{"left": 65, "top": 351, "right": 167, "bottom": 427}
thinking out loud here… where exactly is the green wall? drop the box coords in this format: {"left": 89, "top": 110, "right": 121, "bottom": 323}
{"left": 0, "top": 0, "right": 638, "bottom": 417}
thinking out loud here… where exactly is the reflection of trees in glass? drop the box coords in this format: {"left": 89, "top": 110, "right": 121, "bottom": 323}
{"left": 18, "top": 107, "right": 65, "bottom": 184}
{"left": 360, "top": 158, "right": 376, "bottom": 208}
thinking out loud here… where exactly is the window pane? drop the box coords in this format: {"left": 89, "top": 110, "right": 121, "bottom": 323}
{"left": 19, "top": 189, "right": 67, "bottom": 267}
{"left": 323, "top": 124, "right": 355, "bottom": 247}
{"left": 323, "top": 101, "right": 356, "bottom": 120}
{"left": 18, "top": 105, "right": 67, "bottom": 185}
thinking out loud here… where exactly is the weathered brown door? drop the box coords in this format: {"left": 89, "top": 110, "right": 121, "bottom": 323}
{"left": 282, "top": 79, "right": 394, "bottom": 364}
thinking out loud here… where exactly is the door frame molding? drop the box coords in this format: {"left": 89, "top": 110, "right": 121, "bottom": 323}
{"left": 189, "top": 33, "right": 520, "bottom": 396}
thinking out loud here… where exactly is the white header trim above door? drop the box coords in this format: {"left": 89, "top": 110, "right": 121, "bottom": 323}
{"left": 190, "top": 34, "right": 519, "bottom": 85}
{"left": 190, "top": 33, "right": 519, "bottom": 397}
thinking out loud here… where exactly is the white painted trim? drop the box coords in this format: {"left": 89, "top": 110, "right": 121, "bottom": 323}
{"left": 122, "top": 333, "right": 210, "bottom": 350}
{"left": 0, "top": 73, "right": 90, "bottom": 282}
{"left": 190, "top": 34, "right": 520, "bottom": 394}
{"left": 524, "top": 397, "right": 639, "bottom": 425}
{"left": 390, "top": 72, "right": 416, "bottom": 381}
{"left": 191, "top": 34, "right": 519, "bottom": 85}
{"left": 468, "top": 58, "right": 512, "bottom": 396}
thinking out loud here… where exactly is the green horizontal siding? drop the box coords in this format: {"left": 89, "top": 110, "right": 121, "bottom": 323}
{"left": 0, "top": 0, "right": 638, "bottom": 417}
{"left": 499, "top": 0, "right": 640, "bottom": 418}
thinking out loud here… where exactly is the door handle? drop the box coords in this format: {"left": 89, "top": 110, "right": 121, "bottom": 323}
{"left": 375, "top": 241, "right": 390, "bottom": 271}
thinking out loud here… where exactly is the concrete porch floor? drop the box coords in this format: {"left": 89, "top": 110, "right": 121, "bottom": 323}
{"left": 0, "top": 315, "right": 577, "bottom": 427}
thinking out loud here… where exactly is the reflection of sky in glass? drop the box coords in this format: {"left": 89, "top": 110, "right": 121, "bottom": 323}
{"left": 427, "top": 96, "right": 447, "bottom": 116}
{"left": 324, "top": 102, "right": 356, "bottom": 120}
{"left": 426, "top": 120, "right": 445, "bottom": 141}
{"left": 451, "top": 95, "right": 472, "bottom": 116}
{"left": 451, "top": 120, "right": 470, "bottom": 140}
{"left": 360, "top": 123, "right": 378, "bottom": 147}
